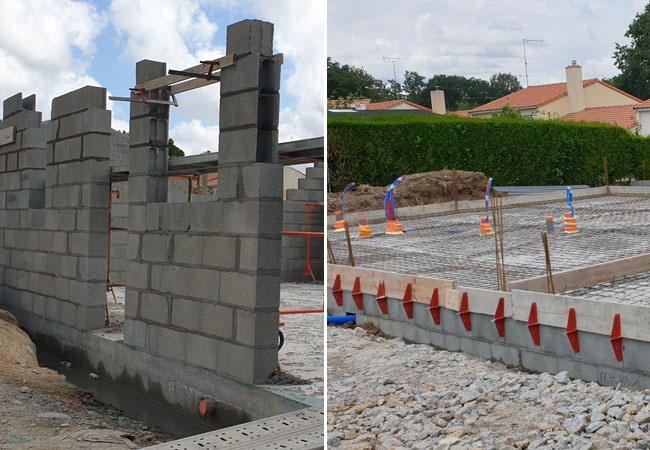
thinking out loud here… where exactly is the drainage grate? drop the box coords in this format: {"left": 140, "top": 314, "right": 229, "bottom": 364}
{"left": 146, "top": 407, "right": 324, "bottom": 449}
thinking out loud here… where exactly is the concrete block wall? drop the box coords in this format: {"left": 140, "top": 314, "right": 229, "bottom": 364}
{"left": 281, "top": 164, "right": 324, "bottom": 281}
{"left": 123, "top": 20, "right": 284, "bottom": 385}
{"left": 328, "top": 264, "right": 650, "bottom": 391}
{"left": 0, "top": 87, "right": 110, "bottom": 330}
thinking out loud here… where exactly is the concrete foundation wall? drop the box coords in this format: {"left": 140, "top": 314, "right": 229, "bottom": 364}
{"left": 281, "top": 163, "right": 324, "bottom": 280}
{"left": 327, "top": 264, "right": 650, "bottom": 391}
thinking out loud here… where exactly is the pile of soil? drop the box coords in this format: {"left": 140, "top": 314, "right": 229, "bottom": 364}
{"left": 328, "top": 170, "right": 488, "bottom": 214}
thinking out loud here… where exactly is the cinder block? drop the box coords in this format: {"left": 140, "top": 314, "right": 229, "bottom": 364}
{"left": 219, "top": 91, "right": 259, "bottom": 131}
{"left": 377, "top": 317, "right": 404, "bottom": 339}
{"left": 126, "top": 233, "right": 140, "bottom": 260}
{"left": 150, "top": 264, "right": 190, "bottom": 296}
{"left": 225, "top": 19, "right": 274, "bottom": 57}
{"left": 135, "top": 59, "right": 166, "bottom": 84}
{"left": 81, "top": 184, "right": 109, "bottom": 208}
{"left": 216, "top": 166, "right": 239, "bottom": 200}
{"left": 220, "top": 53, "right": 261, "bottom": 96}
{"left": 235, "top": 309, "right": 279, "bottom": 347}
{"left": 146, "top": 203, "right": 161, "bottom": 230}
{"left": 297, "top": 177, "right": 323, "bottom": 191}
{"left": 239, "top": 237, "right": 280, "bottom": 272}
{"left": 124, "top": 288, "right": 140, "bottom": 318}
{"left": 58, "top": 109, "right": 111, "bottom": 139}
{"left": 459, "top": 337, "right": 492, "bottom": 360}
{"left": 187, "top": 268, "right": 220, "bottom": 300}
{"left": 82, "top": 133, "right": 110, "bottom": 159}
{"left": 491, "top": 343, "right": 520, "bottom": 367}
{"left": 51, "top": 86, "right": 106, "bottom": 119}
{"left": 173, "top": 235, "right": 203, "bottom": 265}
{"left": 69, "top": 280, "right": 106, "bottom": 307}
{"left": 444, "top": 333, "right": 461, "bottom": 351}
{"left": 77, "top": 257, "right": 106, "bottom": 281}
{"left": 3, "top": 92, "right": 24, "bottom": 118}
{"left": 128, "top": 204, "right": 146, "bottom": 232}
{"left": 221, "top": 200, "right": 283, "bottom": 235}
{"left": 203, "top": 236, "right": 237, "bottom": 268}
{"left": 148, "top": 325, "right": 185, "bottom": 361}
{"left": 75, "top": 305, "right": 105, "bottom": 330}
{"left": 387, "top": 296, "right": 415, "bottom": 324}
{"left": 141, "top": 234, "right": 169, "bottom": 263}
{"left": 124, "top": 319, "right": 147, "bottom": 349}
{"left": 22, "top": 127, "right": 46, "bottom": 149}
{"left": 171, "top": 298, "right": 232, "bottom": 338}
{"left": 161, "top": 203, "right": 190, "bottom": 231}
{"left": 140, "top": 293, "right": 169, "bottom": 324}
{"left": 242, "top": 163, "right": 283, "bottom": 199}
{"left": 190, "top": 201, "right": 222, "bottom": 232}
{"left": 126, "top": 261, "right": 149, "bottom": 290}
{"left": 219, "top": 272, "right": 279, "bottom": 309}
{"left": 216, "top": 340, "right": 277, "bottom": 384}
{"left": 54, "top": 137, "right": 81, "bottom": 162}
{"left": 306, "top": 166, "right": 324, "bottom": 179}
{"left": 185, "top": 334, "right": 218, "bottom": 370}
{"left": 217, "top": 129, "right": 258, "bottom": 164}
{"left": 521, "top": 350, "right": 559, "bottom": 374}
{"left": 68, "top": 232, "right": 108, "bottom": 257}
{"left": 76, "top": 208, "right": 109, "bottom": 232}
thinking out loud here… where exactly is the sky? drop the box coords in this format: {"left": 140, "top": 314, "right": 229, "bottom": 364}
{"left": 328, "top": 0, "right": 648, "bottom": 89}
{"left": 0, "top": 0, "right": 325, "bottom": 155}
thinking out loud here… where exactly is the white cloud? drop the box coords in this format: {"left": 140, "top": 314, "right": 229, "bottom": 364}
{"left": 328, "top": 0, "right": 643, "bottom": 87}
{"left": 170, "top": 119, "right": 219, "bottom": 155}
{"left": 0, "top": 0, "right": 106, "bottom": 119}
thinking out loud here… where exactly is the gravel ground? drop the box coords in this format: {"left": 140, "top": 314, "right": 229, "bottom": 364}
{"left": 328, "top": 325, "right": 650, "bottom": 450}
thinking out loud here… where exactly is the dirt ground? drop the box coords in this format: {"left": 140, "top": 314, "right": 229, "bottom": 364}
{"left": 328, "top": 170, "right": 488, "bottom": 214}
{"left": 0, "top": 309, "right": 174, "bottom": 449}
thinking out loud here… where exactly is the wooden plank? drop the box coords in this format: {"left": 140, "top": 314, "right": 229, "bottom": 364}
{"left": 0, "top": 126, "right": 16, "bottom": 146}
{"left": 456, "top": 286, "right": 513, "bottom": 316}
{"left": 511, "top": 289, "right": 650, "bottom": 342}
{"left": 137, "top": 54, "right": 235, "bottom": 91}
{"left": 509, "top": 253, "right": 650, "bottom": 294}
{"left": 327, "top": 264, "right": 455, "bottom": 305}
{"left": 108, "top": 96, "right": 176, "bottom": 106}
{"left": 170, "top": 77, "right": 219, "bottom": 95}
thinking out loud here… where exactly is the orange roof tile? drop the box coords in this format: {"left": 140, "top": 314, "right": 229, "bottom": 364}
{"left": 469, "top": 79, "right": 640, "bottom": 114}
{"left": 447, "top": 110, "right": 470, "bottom": 117}
{"left": 561, "top": 104, "right": 638, "bottom": 129}
{"left": 365, "top": 99, "right": 432, "bottom": 112}
{"left": 634, "top": 98, "right": 650, "bottom": 109}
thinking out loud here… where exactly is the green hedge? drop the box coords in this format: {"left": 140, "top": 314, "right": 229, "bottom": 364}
{"left": 327, "top": 115, "right": 650, "bottom": 191}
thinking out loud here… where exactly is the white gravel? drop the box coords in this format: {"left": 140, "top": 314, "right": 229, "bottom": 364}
{"left": 327, "top": 325, "right": 650, "bottom": 449}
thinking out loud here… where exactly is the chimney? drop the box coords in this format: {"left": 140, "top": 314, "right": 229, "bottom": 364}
{"left": 565, "top": 60, "right": 585, "bottom": 113}
{"left": 430, "top": 90, "right": 446, "bottom": 115}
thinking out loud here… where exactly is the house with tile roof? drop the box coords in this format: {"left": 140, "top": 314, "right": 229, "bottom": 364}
{"left": 634, "top": 99, "right": 650, "bottom": 136}
{"left": 327, "top": 98, "right": 433, "bottom": 113}
{"left": 468, "top": 62, "right": 642, "bottom": 129}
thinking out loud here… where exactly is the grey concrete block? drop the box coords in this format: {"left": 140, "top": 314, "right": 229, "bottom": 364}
{"left": 521, "top": 350, "right": 559, "bottom": 374}
{"left": 81, "top": 184, "right": 109, "bottom": 208}
{"left": 75, "top": 305, "right": 105, "bottom": 330}
{"left": 126, "top": 233, "right": 140, "bottom": 260}
{"left": 187, "top": 268, "right": 220, "bottom": 301}
{"left": 490, "top": 343, "right": 521, "bottom": 367}
{"left": 306, "top": 166, "right": 324, "bottom": 179}
{"left": 161, "top": 203, "right": 190, "bottom": 231}
{"left": 68, "top": 232, "right": 108, "bottom": 257}
{"left": 219, "top": 272, "right": 279, "bottom": 309}
{"left": 128, "top": 204, "right": 146, "bottom": 232}
{"left": 173, "top": 235, "right": 203, "bottom": 265}
{"left": 185, "top": 334, "right": 218, "bottom": 370}
{"left": 190, "top": 201, "right": 222, "bottom": 232}
{"left": 203, "top": 236, "right": 237, "bottom": 269}
{"left": 459, "top": 337, "right": 492, "bottom": 360}
{"left": 126, "top": 261, "right": 149, "bottom": 290}
{"left": 470, "top": 313, "right": 505, "bottom": 343}
{"left": 387, "top": 296, "right": 414, "bottom": 324}
{"left": 51, "top": 86, "right": 106, "bottom": 119}
{"left": 148, "top": 325, "right": 185, "bottom": 361}
{"left": 18, "top": 149, "right": 46, "bottom": 171}
{"left": 362, "top": 293, "right": 384, "bottom": 318}
{"left": 217, "top": 128, "right": 258, "bottom": 164}
{"left": 135, "top": 60, "right": 166, "bottom": 84}
{"left": 220, "top": 53, "right": 261, "bottom": 96}
{"left": 219, "top": 91, "right": 259, "bottom": 131}
{"left": 22, "top": 127, "right": 46, "bottom": 149}
{"left": 76, "top": 208, "right": 109, "bottom": 232}
{"left": 82, "top": 133, "right": 110, "bottom": 159}
{"left": 221, "top": 200, "right": 283, "bottom": 236}
{"left": 217, "top": 341, "right": 277, "bottom": 384}
{"left": 58, "top": 109, "right": 111, "bottom": 139}
{"left": 124, "top": 319, "right": 147, "bottom": 349}
{"left": 226, "top": 19, "right": 274, "bottom": 57}
{"left": 239, "top": 237, "right": 280, "bottom": 271}
{"left": 538, "top": 324, "right": 579, "bottom": 359}
{"left": 171, "top": 298, "right": 232, "bottom": 339}
{"left": 377, "top": 317, "right": 404, "bottom": 339}
{"left": 3, "top": 92, "right": 24, "bottom": 118}
{"left": 235, "top": 309, "right": 278, "bottom": 347}
{"left": 216, "top": 166, "right": 239, "bottom": 200}
{"left": 242, "top": 164, "right": 283, "bottom": 200}
{"left": 54, "top": 137, "right": 81, "bottom": 162}
{"left": 140, "top": 293, "right": 169, "bottom": 324}
{"left": 141, "top": 234, "right": 169, "bottom": 262}
{"left": 297, "top": 177, "right": 323, "bottom": 191}
{"left": 444, "top": 333, "right": 461, "bottom": 351}
{"left": 124, "top": 289, "right": 140, "bottom": 318}
{"left": 403, "top": 322, "right": 421, "bottom": 343}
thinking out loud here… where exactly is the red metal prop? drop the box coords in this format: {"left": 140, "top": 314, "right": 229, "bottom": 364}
{"left": 610, "top": 313, "right": 623, "bottom": 362}
{"left": 493, "top": 297, "right": 506, "bottom": 337}
{"left": 566, "top": 308, "right": 580, "bottom": 353}
{"left": 332, "top": 274, "right": 343, "bottom": 307}
{"left": 458, "top": 292, "right": 471, "bottom": 331}
{"left": 527, "top": 302, "right": 540, "bottom": 346}
{"left": 428, "top": 288, "right": 440, "bottom": 325}
{"left": 402, "top": 284, "right": 414, "bottom": 319}
{"left": 376, "top": 281, "right": 388, "bottom": 315}
{"left": 352, "top": 276, "right": 364, "bottom": 310}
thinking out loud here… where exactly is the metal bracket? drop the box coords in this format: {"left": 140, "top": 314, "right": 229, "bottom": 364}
{"left": 376, "top": 280, "right": 388, "bottom": 315}
{"left": 566, "top": 307, "right": 580, "bottom": 353}
{"left": 352, "top": 276, "right": 364, "bottom": 310}
{"left": 457, "top": 292, "right": 471, "bottom": 331}
{"left": 402, "top": 283, "right": 414, "bottom": 319}
{"left": 610, "top": 313, "right": 623, "bottom": 361}
{"left": 428, "top": 288, "right": 441, "bottom": 325}
{"left": 332, "top": 274, "right": 343, "bottom": 307}
{"left": 527, "top": 302, "right": 540, "bottom": 346}
{"left": 492, "top": 297, "right": 506, "bottom": 337}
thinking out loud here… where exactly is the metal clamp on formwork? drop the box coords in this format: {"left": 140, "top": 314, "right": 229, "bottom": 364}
{"left": 402, "top": 284, "right": 414, "bottom": 319}
{"left": 428, "top": 288, "right": 441, "bottom": 325}
{"left": 611, "top": 314, "right": 623, "bottom": 362}
{"left": 376, "top": 281, "right": 388, "bottom": 315}
{"left": 352, "top": 276, "right": 364, "bottom": 310}
{"left": 332, "top": 274, "right": 343, "bottom": 307}
{"left": 492, "top": 297, "right": 506, "bottom": 337}
{"left": 566, "top": 308, "right": 580, "bottom": 353}
{"left": 109, "top": 87, "right": 179, "bottom": 107}
{"left": 527, "top": 302, "right": 541, "bottom": 346}
{"left": 457, "top": 292, "right": 471, "bottom": 331}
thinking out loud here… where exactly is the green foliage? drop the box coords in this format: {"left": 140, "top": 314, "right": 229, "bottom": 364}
{"left": 610, "top": 3, "right": 650, "bottom": 100}
{"left": 327, "top": 115, "right": 650, "bottom": 191}
{"left": 491, "top": 105, "right": 525, "bottom": 120}
{"left": 327, "top": 57, "right": 392, "bottom": 102}
{"left": 168, "top": 138, "right": 185, "bottom": 157}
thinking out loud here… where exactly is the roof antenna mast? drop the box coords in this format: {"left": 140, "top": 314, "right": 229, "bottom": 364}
{"left": 383, "top": 56, "right": 409, "bottom": 99}
{"left": 523, "top": 38, "right": 543, "bottom": 87}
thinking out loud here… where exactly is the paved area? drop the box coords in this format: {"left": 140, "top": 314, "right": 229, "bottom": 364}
{"left": 328, "top": 325, "right": 650, "bottom": 449}
{"left": 330, "top": 195, "right": 650, "bottom": 291}
{"left": 103, "top": 283, "right": 324, "bottom": 396}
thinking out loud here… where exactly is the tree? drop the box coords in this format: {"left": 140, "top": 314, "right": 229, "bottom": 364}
{"left": 491, "top": 105, "right": 525, "bottom": 119}
{"left": 327, "top": 57, "right": 392, "bottom": 102}
{"left": 609, "top": 3, "right": 650, "bottom": 100}
{"left": 489, "top": 73, "right": 522, "bottom": 99}
{"left": 168, "top": 138, "right": 185, "bottom": 157}
{"left": 403, "top": 70, "right": 426, "bottom": 102}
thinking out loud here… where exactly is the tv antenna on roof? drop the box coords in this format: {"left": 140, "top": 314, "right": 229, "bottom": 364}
{"left": 522, "top": 38, "right": 543, "bottom": 87}
{"left": 383, "top": 56, "right": 409, "bottom": 99}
